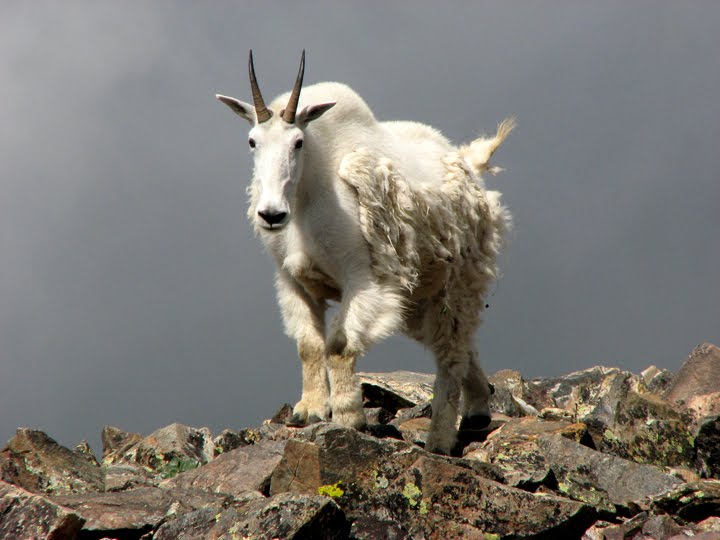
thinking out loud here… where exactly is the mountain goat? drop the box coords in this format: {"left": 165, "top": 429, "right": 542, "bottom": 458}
{"left": 216, "top": 51, "right": 513, "bottom": 455}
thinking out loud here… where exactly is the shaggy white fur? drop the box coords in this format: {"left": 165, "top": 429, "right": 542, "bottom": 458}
{"left": 218, "top": 72, "right": 513, "bottom": 455}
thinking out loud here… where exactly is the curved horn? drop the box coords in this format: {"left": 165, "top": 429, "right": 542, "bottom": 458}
{"left": 248, "top": 50, "right": 272, "bottom": 123}
{"left": 282, "top": 50, "right": 305, "bottom": 124}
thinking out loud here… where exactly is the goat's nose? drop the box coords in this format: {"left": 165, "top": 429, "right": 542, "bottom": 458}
{"left": 258, "top": 210, "right": 288, "bottom": 226}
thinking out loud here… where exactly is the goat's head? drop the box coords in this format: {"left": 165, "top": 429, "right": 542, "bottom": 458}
{"left": 216, "top": 50, "right": 335, "bottom": 231}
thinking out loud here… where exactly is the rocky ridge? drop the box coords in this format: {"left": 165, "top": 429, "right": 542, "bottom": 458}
{"left": 1, "top": 343, "right": 719, "bottom": 539}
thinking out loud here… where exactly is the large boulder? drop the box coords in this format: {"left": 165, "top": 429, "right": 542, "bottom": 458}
{"left": 154, "top": 492, "right": 349, "bottom": 540}
{"left": 0, "top": 480, "right": 85, "bottom": 539}
{"left": 1, "top": 429, "right": 104, "bottom": 495}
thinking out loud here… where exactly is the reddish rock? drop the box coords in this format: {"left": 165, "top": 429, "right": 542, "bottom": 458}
{"left": 0, "top": 480, "right": 85, "bottom": 539}
{"left": 665, "top": 343, "right": 720, "bottom": 406}
{"left": 164, "top": 439, "right": 288, "bottom": 498}
{"left": 1, "top": 429, "right": 104, "bottom": 495}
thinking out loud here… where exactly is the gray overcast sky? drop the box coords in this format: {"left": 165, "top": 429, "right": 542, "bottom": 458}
{"left": 1, "top": 2, "right": 719, "bottom": 454}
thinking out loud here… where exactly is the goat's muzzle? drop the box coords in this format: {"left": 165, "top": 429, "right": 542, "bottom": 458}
{"left": 258, "top": 209, "right": 289, "bottom": 229}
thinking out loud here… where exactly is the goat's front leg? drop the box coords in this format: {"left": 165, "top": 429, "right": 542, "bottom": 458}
{"left": 326, "top": 280, "right": 405, "bottom": 429}
{"left": 275, "top": 270, "right": 330, "bottom": 426}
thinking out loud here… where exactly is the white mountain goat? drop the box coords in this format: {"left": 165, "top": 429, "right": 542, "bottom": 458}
{"left": 216, "top": 51, "right": 513, "bottom": 455}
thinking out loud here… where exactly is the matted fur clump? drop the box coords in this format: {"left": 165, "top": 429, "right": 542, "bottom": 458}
{"left": 339, "top": 119, "right": 514, "bottom": 321}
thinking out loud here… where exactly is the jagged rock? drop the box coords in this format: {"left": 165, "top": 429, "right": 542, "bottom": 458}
{"left": 0, "top": 480, "right": 85, "bottom": 539}
{"left": 1, "top": 428, "right": 104, "bottom": 495}
{"left": 537, "top": 434, "right": 682, "bottom": 514}
{"left": 270, "top": 425, "right": 593, "bottom": 538}
{"left": 395, "top": 417, "right": 432, "bottom": 447}
{"left": 665, "top": 343, "right": 720, "bottom": 415}
{"left": 101, "top": 425, "right": 143, "bottom": 460}
{"left": 270, "top": 403, "right": 295, "bottom": 424}
{"left": 582, "top": 512, "right": 696, "bottom": 540}
{"left": 598, "top": 390, "right": 695, "bottom": 468}
{"left": 392, "top": 401, "right": 432, "bottom": 424}
{"left": 155, "top": 492, "right": 349, "bottom": 540}
{"left": 103, "top": 463, "right": 156, "bottom": 492}
{"left": 73, "top": 440, "right": 100, "bottom": 467}
{"left": 463, "top": 417, "right": 591, "bottom": 490}
{"left": 651, "top": 480, "right": 720, "bottom": 522}
{"left": 52, "top": 485, "right": 229, "bottom": 537}
{"left": 164, "top": 439, "right": 287, "bottom": 497}
{"left": 102, "top": 423, "right": 215, "bottom": 475}
{"left": 371, "top": 455, "right": 596, "bottom": 539}
{"left": 364, "top": 406, "right": 395, "bottom": 425}
{"left": 359, "top": 371, "right": 434, "bottom": 412}
{"left": 213, "top": 427, "right": 261, "bottom": 455}
{"left": 696, "top": 415, "right": 720, "bottom": 479}
{"left": 640, "top": 365, "right": 674, "bottom": 395}
{"left": 489, "top": 369, "right": 539, "bottom": 417}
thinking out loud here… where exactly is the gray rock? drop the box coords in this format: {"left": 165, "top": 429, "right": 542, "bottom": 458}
{"left": 0, "top": 480, "right": 85, "bottom": 539}
{"left": 213, "top": 427, "right": 261, "bottom": 455}
{"left": 52, "top": 485, "right": 228, "bottom": 536}
{"left": 665, "top": 343, "right": 720, "bottom": 406}
{"left": 537, "top": 434, "right": 682, "bottom": 513}
{"left": 1, "top": 428, "right": 104, "bottom": 495}
{"left": 102, "top": 423, "right": 215, "bottom": 476}
{"left": 156, "top": 492, "right": 348, "bottom": 540}
{"left": 464, "top": 417, "right": 591, "bottom": 491}
{"left": 696, "top": 416, "right": 720, "bottom": 479}
{"left": 598, "top": 390, "right": 695, "bottom": 468}
{"left": 165, "top": 439, "right": 288, "bottom": 497}
{"left": 651, "top": 480, "right": 720, "bottom": 523}
{"left": 359, "top": 371, "right": 434, "bottom": 412}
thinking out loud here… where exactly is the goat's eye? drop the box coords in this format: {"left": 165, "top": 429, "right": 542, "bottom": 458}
{"left": 294, "top": 139, "right": 304, "bottom": 150}
{"left": 248, "top": 138, "right": 256, "bottom": 149}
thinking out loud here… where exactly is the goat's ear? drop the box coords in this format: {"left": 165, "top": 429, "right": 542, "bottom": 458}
{"left": 297, "top": 102, "right": 336, "bottom": 125}
{"left": 216, "top": 94, "right": 255, "bottom": 124}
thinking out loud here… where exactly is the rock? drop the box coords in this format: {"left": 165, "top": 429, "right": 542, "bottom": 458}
{"left": 73, "top": 440, "right": 100, "bottom": 467}
{"left": 364, "top": 406, "right": 395, "bottom": 425}
{"left": 102, "top": 423, "right": 215, "bottom": 475}
{"left": 464, "top": 417, "right": 591, "bottom": 491}
{"left": 598, "top": 390, "right": 695, "bottom": 468}
{"left": 52, "top": 485, "right": 228, "bottom": 536}
{"left": 489, "top": 369, "right": 539, "bottom": 417}
{"left": 0, "top": 480, "right": 85, "bottom": 539}
{"left": 526, "top": 366, "right": 637, "bottom": 426}
{"left": 379, "top": 455, "right": 596, "bottom": 539}
{"left": 271, "top": 425, "right": 593, "bottom": 538}
{"left": 103, "top": 463, "right": 156, "bottom": 492}
{"left": 696, "top": 416, "right": 720, "bottom": 479}
{"left": 640, "top": 365, "right": 674, "bottom": 395}
{"left": 651, "top": 480, "right": 720, "bottom": 522}
{"left": 101, "top": 425, "right": 143, "bottom": 460}
{"left": 392, "top": 401, "right": 432, "bottom": 424}
{"left": 665, "top": 343, "right": 720, "bottom": 409}
{"left": 359, "top": 371, "right": 434, "bottom": 412}
{"left": 1, "top": 429, "right": 104, "bottom": 495}
{"left": 537, "top": 434, "right": 682, "bottom": 514}
{"left": 213, "top": 427, "right": 261, "bottom": 455}
{"left": 395, "top": 417, "right": 432, "bottom": 447}
{"left": 155, "top": 492, "right": 349, "bottom": 540}
{"left": 165, "top": 439, "right": 287, "bottom": 497}
{"left": 270, "top": 403, "right": 295, "bottom": 424}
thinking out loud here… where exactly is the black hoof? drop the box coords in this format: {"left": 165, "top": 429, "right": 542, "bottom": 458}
{"left": 286, "top": 413, "right": 306, "bottom": 427}
{"left": 459, "top": 414, "right": 492, "bottom": 432}
{"left": 306, "top": 414, "right": 323, "bottom": 425}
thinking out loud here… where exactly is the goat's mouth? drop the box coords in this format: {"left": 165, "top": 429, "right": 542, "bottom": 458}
{"left": 258, "top": 220, "right": 289, "bottom": 231}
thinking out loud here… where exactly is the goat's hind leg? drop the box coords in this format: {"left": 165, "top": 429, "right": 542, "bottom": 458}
{"left": 275, "top": 271, "right": 330, "bottom": 427}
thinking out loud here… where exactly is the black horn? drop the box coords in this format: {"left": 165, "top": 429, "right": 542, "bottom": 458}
{"left": 248, "top": 50, "right": 272, "bottom": 123}
{"left": 282, "top": 50, "right": 305, "bottom": 124}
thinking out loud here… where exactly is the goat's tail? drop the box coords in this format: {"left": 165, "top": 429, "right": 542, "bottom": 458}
{"left": 459, "top": 117, "right": 516, "bottom": 177}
